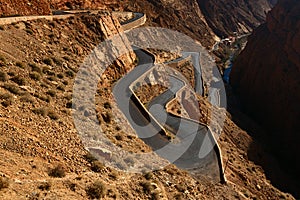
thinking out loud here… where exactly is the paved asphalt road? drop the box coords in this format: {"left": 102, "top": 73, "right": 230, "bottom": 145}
{"left": 113, "top": 48, "right": 222, "bottom": 182}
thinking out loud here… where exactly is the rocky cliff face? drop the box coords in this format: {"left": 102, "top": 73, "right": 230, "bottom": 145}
{"left": 119, "top": 0, "right": 218, "bottom": 47}
{"left": 230, "top": 0, "right": 300, "bottom": 185}
{"left": 0, "top": 0, "right": 51, "bottom": 16}
{"left": 49, "top": 0, "right": 129, "bottom": 11}
{"left": 196, "top": 0, "right": 274, "bottom": 37}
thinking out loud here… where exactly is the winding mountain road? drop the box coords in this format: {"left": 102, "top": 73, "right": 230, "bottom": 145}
{"left": 113, "top": 47, "right": 225, "bottom": 183}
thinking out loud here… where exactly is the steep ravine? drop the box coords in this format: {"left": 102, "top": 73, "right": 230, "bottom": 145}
{"left": 230, "top": 0, "right": 300, "bottom": 197}
{"left": 196, "top": 0, "right": 275, "bottom": 37}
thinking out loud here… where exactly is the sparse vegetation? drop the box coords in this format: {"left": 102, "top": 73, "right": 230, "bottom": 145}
{"left": 66, "top": 101, "right": 72, "bottom": 108}
{"left": 0, "top": 71, "right": 8, "bottom": 82}
{"left": 48, "top": 110, "right": 59, "bottom": 120}
{"left": 0, "top": 177, "right": 9, "bottom": 190}
{"left": 57, "top": 73, "right": 64, "bottom": 79}
{"left": 141, "top": 181, "right": 154, "bottom": 194}
{"left": 102, "top": 112, "right": 112, "bottom": 123}
{"left": 32, "top": 107, "right": 48, "bottom": 117}
{"left": 0, "top": 56, "right": 7, "bottom": 66}
{"left": 62, "top": 80, "right": 69, "bottom": 85}
{"left": 42, "top": 67, "right": 55, "bottom": 75}
{"left": 35, "top": 93, "right": 51, "bottom": 103}
{"left": 43, "top": 58, "right": 53, "bottom": 66}
{"left": 46, "top": 90, "right": 56, "bottom": 97}
{"left": 65, "top": 180, "right": 76, "bottom": 192}
{"left": 3, "top": 83, "right": 22, "bottom": 95}
{"left": 29, "top": 63, "right": 42, "bottom": 74}
{"left": 48, "top": 164, "right": 66, "bottom": 178}
{"left": 144, "top": 172, "right": 153, "bottom": 180}
{"left": 16, "top": 61, "right": 26, "bottom": 69}
{"left": 115, "top": 134, "right": 123, "bottom": 141}
{"left": 11, "top": 75, "right": 26, "bottom": 86}
{"left": 29, "top": 72, "right": 41, "bottom": 81}
{"left": 65, "top": 70, "right": 74, "bottom": 78}
{"left": 57, "top": 84, "right": 65, "bottom": 91}
{"left": 25, "top": 28, "right": 33, "bottom": 35}
{"left": 51, "top": 57, "right": 62, "bottom": 66}
{"left": 20, "top": 93, "right": 35, "bottom": 103}
{"left": 38, "top": 182, "right": 51, "bottom": 191}
{"left": 84, "top": 152, "right": 98, "bottom": 163}
{"left": 86, "top": 181, "right": 107, "bottom": 199}
{"left": 104, "top": 102, "right": 111, "bottom": 109}
{"left": 47, "top": 76, "right": 58, "bottom": 82}
{"left": 91, "top": 161, "right": 105, "bottom": 172}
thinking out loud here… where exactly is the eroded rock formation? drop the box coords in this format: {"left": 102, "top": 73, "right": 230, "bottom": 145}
{"left": 231, "top": 0, "right": 300, "bottom": 183}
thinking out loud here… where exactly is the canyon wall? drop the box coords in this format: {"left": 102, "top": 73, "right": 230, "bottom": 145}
{"left": 196, "top": 0, "right": 274, "bottom": 37}
{"left": 230, "top": 0, "right": 300, "bottom": 177}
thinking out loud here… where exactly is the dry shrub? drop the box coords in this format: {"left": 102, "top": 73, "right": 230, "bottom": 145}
{"left": 48, "top": 110, "right": 59, "bottom": 120}
{"left": 84, "top": 152, "right": 98, "bottom": 163}
{"left": 29, "top": 72, "right": 41, "bottom": 81}
{"left": 0, "top": 177, "right": 9, "bottom": 190}
{"left": 0, "top": 71, "right": 8, "bottom": 82}
{"left": 3, "top": 83, "right": 22, "bottom": 95}
{"left": 11, "top": 75, "right": 26, "bottom": 85}
{"left": 38, "top": 182, "right": 51, "bottom": 191}
{"left": 91, "top": 161, "right": 105, "bottom": 172}
{"left": 48, "top": 164, "right": 66, "bottom": 178}
{"left": 86, "top": 181, "right": 107, "bottom": 199}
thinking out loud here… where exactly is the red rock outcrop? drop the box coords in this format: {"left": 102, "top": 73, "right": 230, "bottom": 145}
{"left": 0, "top": 0, "right": 51, "bottom": 16}
{"left": 230, "top": 0, "right": 300, "bottom": 181}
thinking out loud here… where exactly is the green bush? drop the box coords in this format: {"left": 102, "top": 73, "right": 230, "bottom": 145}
{"left": 86, "top": 181, "right": 107, "bottom": 199}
